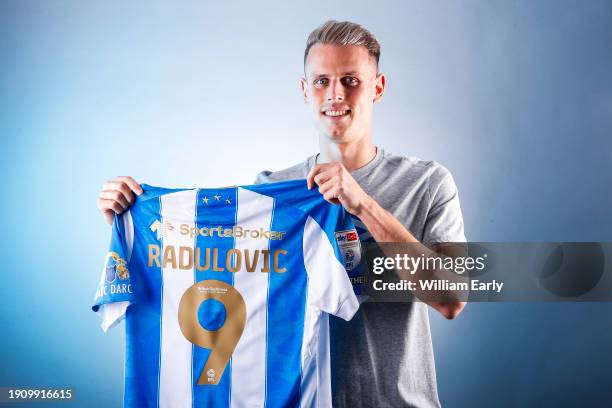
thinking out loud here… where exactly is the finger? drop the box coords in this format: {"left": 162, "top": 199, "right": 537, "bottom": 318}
{"left": 317, "top": 168, "right": 342, "bottom": 191}
{"left": 322, "top": 190, "right": 341, "bottom": 205}
{"left": 317, "top": 178, "right": 338, "bottom": 196}
{"left": 103, "top": 210, "right": 115, "bottom": 226}
{"left": 307, "top": 165, "right": 323, "bottom": 190}
{"left": 322, "top": 186, "right": 340, "bottom": 201}
{"left": 104, "top": 181, "right": 135, "bottom": 205}
{"left": 100, "top": 190, "right": 129, "bottom": 210}
{"left": 116, "top": 176, "right": 143, "bottom": 195}
{"left": 308, "top": 163, "right": 337, "bottom": 187}
{"left": 98, "top": 198, "right": 124, "bottom": 215}
{"left": 98, "top": 197, "right": 123, "bottom": 213}
{"left": 312, "top": 164, "right": 340, "bottom": 187}
{"left": 313, "top": 171, "right": 333, "bottom": 188}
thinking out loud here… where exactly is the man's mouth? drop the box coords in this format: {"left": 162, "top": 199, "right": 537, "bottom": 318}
{"left": 323, "top": 109, "right": 351, "bottom": 119}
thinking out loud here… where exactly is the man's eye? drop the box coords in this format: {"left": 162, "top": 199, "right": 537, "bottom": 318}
{"left": 314, "top": 78, "right": 328, "bottom": 86}
{"left": 342, "top": 77, "right": 359, "bottom": 86}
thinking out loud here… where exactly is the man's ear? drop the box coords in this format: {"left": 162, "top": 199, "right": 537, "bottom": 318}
{"left": 373, "top": 73, "right": 386, "bottom": 103}
{"left": 300, "top": 77, "right": 308, "bottom": 103}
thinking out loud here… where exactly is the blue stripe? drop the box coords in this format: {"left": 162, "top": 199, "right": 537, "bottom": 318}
{"left": 265, "top": 200, "right": 307, "bottom": 408}
{"left": 192, "top": 188, "right": 237, "bottom": 408}
{"left": 124, "top": 192, "right": 163, "bottom": 408}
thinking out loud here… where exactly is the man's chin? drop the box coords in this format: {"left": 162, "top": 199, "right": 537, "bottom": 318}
{"left": 321, "top": 126, "right": 351, "bottom": 142}
{"left": 323, "top": 133, "right": 349, "bottom": 143}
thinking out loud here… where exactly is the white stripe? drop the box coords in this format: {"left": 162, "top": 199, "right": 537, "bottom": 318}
{"left": 230, "top": 187, "right": 273, "bottom": 408}
{"left": 159, "top": 189, "right": 197, "bottom": 408}
{"left": 300, "top": 312, "right": 332, "bottom": 408}
{"left": 123, "top": 210, "right": 134, "bottom": 262}
{"left": 316, "top": 314, "right": 332, "bottom": 407}
{"left": 302, "top": 216, "right": 358, "bottom": 319}
{"left": 299, "top": 301, "right": 319, "bottom": 408}
{"left": 300, "top": 216, "right": 360, "bottom": 408}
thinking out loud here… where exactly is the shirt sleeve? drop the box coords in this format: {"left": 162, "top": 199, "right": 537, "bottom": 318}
{"left": 422, "top": 166, "right": 466, "bottom": 244}
{"left": 302, "top": 209, "right": 360, "bottom": 321}
{"left": 92, "top": 211, "right": 136, "bottom": 332}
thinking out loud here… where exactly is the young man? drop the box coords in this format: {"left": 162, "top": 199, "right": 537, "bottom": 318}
{"left": 98, "top": 20, "right": 466, "bottom": 408}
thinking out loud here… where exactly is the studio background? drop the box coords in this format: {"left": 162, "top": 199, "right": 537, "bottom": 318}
{"left": 1, "top": 1, "right": 612, "bottom": 407}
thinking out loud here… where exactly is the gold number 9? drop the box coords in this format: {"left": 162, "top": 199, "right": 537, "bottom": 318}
{"left": 178, "top": 280, "right": 246, "bottom": 385}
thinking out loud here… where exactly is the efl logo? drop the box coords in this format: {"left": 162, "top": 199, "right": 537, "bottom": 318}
{"left": 335, "top": 230, "right": 358, "bottom": 243}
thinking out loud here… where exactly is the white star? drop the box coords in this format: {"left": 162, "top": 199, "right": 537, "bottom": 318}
{"left": 202, "top": 196, "right": 209, "bottom": 204}
{"left": 225, "top": 198, "right": 232, "bottom": 204}
{"left": 214, "top": 194, "right": 221, "bottom": 201}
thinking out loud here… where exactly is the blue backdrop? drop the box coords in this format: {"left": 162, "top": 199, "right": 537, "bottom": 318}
{"left": 1, "top": 1, "right": 611, "bottom": 406}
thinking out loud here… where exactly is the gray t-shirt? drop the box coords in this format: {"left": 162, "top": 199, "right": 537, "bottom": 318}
{"left": 255, "top": 147, "right": 466, "bottom": 408}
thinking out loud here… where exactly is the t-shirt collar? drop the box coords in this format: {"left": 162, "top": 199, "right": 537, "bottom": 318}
{"left": 308, "top": 146, "right": 383, "bottom": 182}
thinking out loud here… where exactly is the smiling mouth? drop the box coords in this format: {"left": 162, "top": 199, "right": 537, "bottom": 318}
{"left": 323, "top": 109, "right": 351, "bottom": 118}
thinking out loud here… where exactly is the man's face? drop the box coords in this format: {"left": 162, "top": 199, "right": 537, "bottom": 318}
{"left": 302, "top": 43, "right": 385, "bottom": 144}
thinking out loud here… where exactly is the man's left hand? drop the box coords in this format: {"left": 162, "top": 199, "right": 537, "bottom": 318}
{"left": 307, "top": 162, "right": 371, "bottom": 216}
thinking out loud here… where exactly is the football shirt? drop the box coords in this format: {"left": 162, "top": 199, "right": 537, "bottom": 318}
{"left": 92, "top": 179, "right": 360, "bottom": 408}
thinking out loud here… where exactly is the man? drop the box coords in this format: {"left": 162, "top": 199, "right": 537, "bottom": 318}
{"left": 98, "top": 20, "right": 466, "bottom": 408}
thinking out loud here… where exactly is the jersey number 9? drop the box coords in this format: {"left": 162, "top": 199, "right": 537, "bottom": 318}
{"left": 178, "top": 280, "right": 247, "bottom": 385}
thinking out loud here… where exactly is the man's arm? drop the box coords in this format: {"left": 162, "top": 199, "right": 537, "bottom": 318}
{"left": 307, "top": 162, "right": 466, "bottom": 320}
{"left": 355, "top": 196, "right": 466, "bottom": 319}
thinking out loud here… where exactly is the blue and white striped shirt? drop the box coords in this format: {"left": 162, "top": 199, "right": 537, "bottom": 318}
{"left": 93, "top": 179, "right": 360, "bottom": 408}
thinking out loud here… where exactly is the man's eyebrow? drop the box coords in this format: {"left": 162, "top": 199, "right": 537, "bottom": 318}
{"left": 308, "top": 71, "right": 362, "bottom": 78}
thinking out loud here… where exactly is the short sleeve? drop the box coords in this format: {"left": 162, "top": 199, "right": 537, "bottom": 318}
{"left": 302, "top": 211, "right": 360, "bottom": 321}
{"left": 92, "top": 211, "right": 136, "bottom": 332}
{"left": 422, "top": 168, "right": 466, "bottom": 244}
{"left": 254, "top": 171, "right": 271, "bottom": 185}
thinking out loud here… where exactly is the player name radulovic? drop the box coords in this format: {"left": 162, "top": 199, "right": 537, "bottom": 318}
{"left": 373, "top": 279, "right": 504, "bottom": 293}
{"left": 148, "top": 245, "right": 288, "bottom": 273}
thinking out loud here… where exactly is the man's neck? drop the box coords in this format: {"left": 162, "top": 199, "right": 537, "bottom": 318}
{"left": 318, "top": 135, "right": 377, "bottom": 172}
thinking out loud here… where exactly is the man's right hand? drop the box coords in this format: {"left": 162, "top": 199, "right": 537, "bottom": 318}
{"left": 97, "top": 176, "right": 144, "bottom": 225}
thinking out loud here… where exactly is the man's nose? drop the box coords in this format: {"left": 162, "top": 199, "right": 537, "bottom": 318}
{"left": 326, "top": 79, "right": 344, "bottom": 101}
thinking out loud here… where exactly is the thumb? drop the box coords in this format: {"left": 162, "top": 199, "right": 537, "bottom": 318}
{"left": 104, "top": 210, "right": 114, "bottom": 226}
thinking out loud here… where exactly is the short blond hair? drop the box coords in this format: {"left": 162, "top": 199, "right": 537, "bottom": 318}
{"left": 304, "top": 20, "right": 381, "bottom": 70}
